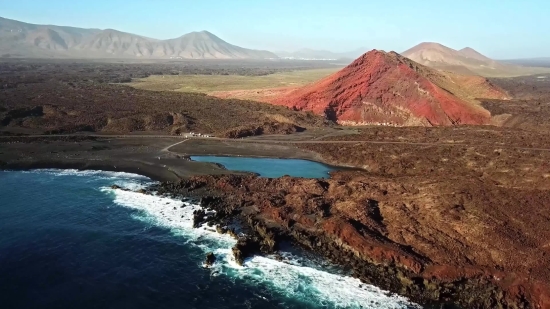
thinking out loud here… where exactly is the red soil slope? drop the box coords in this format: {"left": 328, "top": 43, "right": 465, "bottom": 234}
{"left": 272, "top": 50, "right": 507, "bottom": 126}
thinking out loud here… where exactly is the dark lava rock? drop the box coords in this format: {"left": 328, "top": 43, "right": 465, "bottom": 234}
{"left": 200, "top": 196, "right": 222, "bottom": 209}
{"left": 157, "top": 173, "right": 550, "bottom": 308}
{"left": 216, "top": 226, "right": 228, "bottom": 234}
{"left": 204, "top": 252, "right": 216, "bottom": 267}
{"left": 193, "top": 209, "right": 206, "bottom": 228}
{"left": 231, "top": 237, "right": 260, "bottom": 266}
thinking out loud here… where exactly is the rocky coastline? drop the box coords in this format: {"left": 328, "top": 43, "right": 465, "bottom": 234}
{"left": 149, "top": 173, "right": 550, "bottom": 309}
{"left": 2, "top": 135, "right": 550, "bottom": 309}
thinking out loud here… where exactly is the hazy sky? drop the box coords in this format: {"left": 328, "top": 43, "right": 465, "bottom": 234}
{"left": 2, "top": 0, "right": 548, "bottom": 59}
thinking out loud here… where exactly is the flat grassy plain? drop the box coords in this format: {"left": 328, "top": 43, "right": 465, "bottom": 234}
{"left": 127, "top": 68, "right": 340, "bottom": 93}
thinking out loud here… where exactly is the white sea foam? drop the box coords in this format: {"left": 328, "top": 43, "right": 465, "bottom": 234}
{"left": 24, "top": 169, "right": 153, "bottom": 191}
{"left": 26, "top": 169, "right": 150, "bottom": 180}
{"left": 241, "top": 256, "right": 414, "bottom": 308}
{"left": 102, "top": 184, "right": 419, "bottom": 309}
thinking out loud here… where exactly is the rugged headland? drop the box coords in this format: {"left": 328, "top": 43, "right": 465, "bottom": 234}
{"left": 149, "top": 163, "right": 550, "bottom": 309}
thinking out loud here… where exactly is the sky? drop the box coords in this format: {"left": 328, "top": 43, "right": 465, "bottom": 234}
{"left": 2, "top": 0, "right": 548, "bottom": 59}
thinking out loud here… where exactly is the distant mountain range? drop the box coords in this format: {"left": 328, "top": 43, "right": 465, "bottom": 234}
{"left": 2, "top": 15, "right": 548, "bottom": 73}
{"left": 275, "top": 48, "right": 367, "bottom": 61}
{"left": 402, "top": 42, "right": 507, "bottom": 76}
{"left": 0, "top": 17, "right": 277, "bottom": 59}
{"left": 401, "top": 42, "right": 550, "bottom": 77}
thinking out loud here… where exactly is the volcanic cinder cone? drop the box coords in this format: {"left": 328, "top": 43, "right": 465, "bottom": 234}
{"left": 273, "top": 50, "right": 508, "bottom": 126}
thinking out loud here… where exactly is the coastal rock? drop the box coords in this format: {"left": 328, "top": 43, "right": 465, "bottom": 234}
{"left": 192, "top": 209, "right": 207, "bottom": 228}
{"left": 216, "top": 225, "right": 228, "bottom": 234}
{"left": 167, "top": 172, "right": 550, "bottom": 309}
{"left": 232, "top": 237, "right": 259, "bottom": 266}
{"left": 204, "top": 252, "right": 216, "bottom": 267}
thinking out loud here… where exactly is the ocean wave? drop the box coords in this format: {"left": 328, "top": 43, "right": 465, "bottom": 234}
{"left": 241, "top": 255, "right": 415, "bottom": 308}
{"left": 24, "top": 168, "right": 151, "bottom": 180}
{"left": 21, "top": 169, "right": 153, "bottom": 191}
{"left": 102, "top": 185, "right": 419, "bottom": 309}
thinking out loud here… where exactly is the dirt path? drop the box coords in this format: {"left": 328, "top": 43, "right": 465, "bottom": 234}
{"left": 160, "top": 139, "right": 189, "bottom": 152}
{"left": 10, "top": 134, "right": 550, "bottom": 152}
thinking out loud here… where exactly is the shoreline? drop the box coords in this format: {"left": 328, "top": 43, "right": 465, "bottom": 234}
{"left": 1, "top": 159, "right": 180, "bottom": 182}
{"left": 0, "top": 168, "right": 422, "bottom": 309}
{"left": 0, "top": 135, "right": 359, "bottom": 182}
{"left": 152, "top": 176, "right": 447, "bottom": 308}
{"left": 156, "top": 174, "right": 550, "bottom": 309}
{"left": 0, "top": 137, "right": 262, "bottom": 182}
{"left": 0, "top": 153, "right": 352, "bottom": 182}
{"left": 3, "top": 136, "right": 550, "bottom": 308}
{"left": 0, "top": 164, "right": 495, "bottom": 308}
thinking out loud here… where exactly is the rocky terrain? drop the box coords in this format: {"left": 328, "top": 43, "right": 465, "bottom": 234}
{"left": 155, "top": 168, "right": 550, "bottom": 309}
{"left": 272, "top": 50, "right": 508, "bottom": 126}
{"left": 150, "top": 124, "right": 550, "bottom": 308}
{"left": 151, "top": 73, "right": 550, "bottom": 308}
{"left": 3, "top": 58, "right": 550, "bottom": 308}
{"left": 482, "top": 75, "right": 550, "bottom": 132}
{"left": 0, "top": 17, "right": 276, "bottom": 59}
{"left": 0, "top": 60, "right": 332, "bottom": 136}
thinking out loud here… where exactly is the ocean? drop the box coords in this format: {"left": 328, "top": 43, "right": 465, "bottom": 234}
{"left": 0, "top": 169, "right": 419, "bottom": 309}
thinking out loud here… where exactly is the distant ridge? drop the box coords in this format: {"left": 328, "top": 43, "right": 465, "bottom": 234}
{"left": 401, "top": 42, "right": 549, "bottom": 77}
{"left": 402, "top": 42, "right": 501, "bottom": 72}
{"left": 0, "top": 16, "right": 277, "bottom": 59}
{"left": 458, "top": 47, "right": 493, "bottom": 62}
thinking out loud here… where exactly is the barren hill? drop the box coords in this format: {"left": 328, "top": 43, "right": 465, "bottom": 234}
{"left": 402, "top": 42, "right": 549, "bottom": 77}
{"left": 458, "top": 47, "right": 493, "bottom": 62}
{"left": 157, "top": 31, "right": 275, "bottom": 59}
{"left": 0, "top": 16, "right": 100, "bottom": 57}
{"left": 0, "top": 16, "right": 276, "bottom": 59}
{"left": 272, "top": 50, "right": 508, "bottom": 126}
{"left": 402, "top": 43, "right": 502, "bottom": 75}
{"left": 74, "top": 29, "right": 159, "bottom": 57}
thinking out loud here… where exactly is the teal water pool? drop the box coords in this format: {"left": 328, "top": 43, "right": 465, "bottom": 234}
{"left": 190, "top": 156, "right": 335, "bottom": 178}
